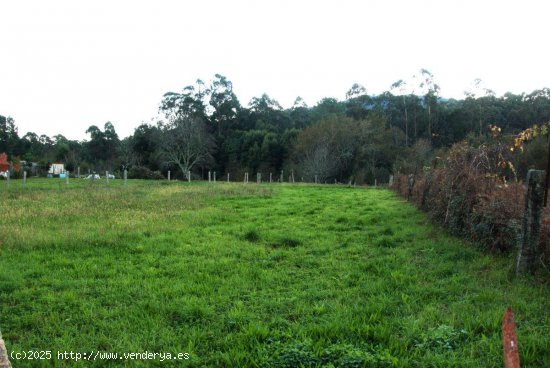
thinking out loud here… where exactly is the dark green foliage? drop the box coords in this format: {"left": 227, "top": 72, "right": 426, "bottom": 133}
{"left": 4, "top": 74, "right": 550, "bottom": 185}
{"left": 128, "top": 165, "right": 165, "bottom": 180}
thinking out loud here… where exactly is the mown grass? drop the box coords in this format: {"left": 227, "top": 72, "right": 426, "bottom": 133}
{"left": 0, "top": 178, "right": 549, "bottom": 367}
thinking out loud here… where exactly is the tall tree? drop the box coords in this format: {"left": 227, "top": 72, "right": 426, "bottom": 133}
{"left": 391, "top": 80, "right": 409, "bottom": 146}
{"left": 0, "top": 115, "right": 20, "bottom": 156}
{"left": 209, "top": 74, "right": 240, "bottom": 136}
{"left": 417, "top": 69, "right": 439, "bottom": 141}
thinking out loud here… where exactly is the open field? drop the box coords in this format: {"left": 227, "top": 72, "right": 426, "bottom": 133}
{"left": 0, "top": 179, "right": 549, "bottom": 367}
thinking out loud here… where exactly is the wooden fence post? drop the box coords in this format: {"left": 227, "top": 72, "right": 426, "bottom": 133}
{"left": 269, "top": 172, "right": 272, "bottom": 183}
{"left": 517, "top": 169, "right": 545, "bottom": 274}
{"left": 502, "top": 307, "right": 521, "bottom": 368}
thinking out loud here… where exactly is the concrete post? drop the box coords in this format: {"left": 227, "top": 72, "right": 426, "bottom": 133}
{"left": 213, "top": 172, "right": 216, "bottom": 183}
{"left": 188, "top": 171, "right": 191, "bottom": 183}
{"left": 389, "top": 175, "right": 394, "bottom": 187}
{"left": 517, "top": 169, "right": 545, "bottom": 274}
{"left": 124, "top": 169, "right": 128, "bottom": 185}
{"left": 106, "top": 171, "right": 109, "bottom": 184}
{"left": 168, "top": 170, "right": 171, "bottom": 181}
{"left": 407, "top": 174, "right": 415, "bottom": 201}
{"left": 66, "top": 171, "right": 69, "bottom": 185}
{"left": 23, "top": 171, "right": 27, "bottom": 187}
{"left": 227, "top": 173, "right": 230, "bottom": 183}
{"left": 208, "top": 171, "right": 211, "bottom": 183}
{"left": 269, "top": 172, "right": 272, "bottom": 183}
{"left": 77, "top": 166, "right": 80, "bottom": 178}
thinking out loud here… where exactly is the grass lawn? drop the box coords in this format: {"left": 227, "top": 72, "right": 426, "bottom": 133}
{"left": 0, "top": 178, "right": 549, "bottom": 367}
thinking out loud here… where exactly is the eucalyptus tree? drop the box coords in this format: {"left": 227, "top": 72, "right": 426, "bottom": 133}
{"left": 391, "top": 79, "right": 410, "bottom": 146}
{"left": 209, "top": 74, "right": 240, "bottom": 136}
{"left": 417, "top": 69, "right": 440, "bottom": 141}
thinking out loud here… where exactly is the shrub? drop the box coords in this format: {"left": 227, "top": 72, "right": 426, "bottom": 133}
{"left": 128, "top": 166, "right": 165, "bottom": 180}
{"left": 394, "top": 141, "right": 550, "bottom": 258}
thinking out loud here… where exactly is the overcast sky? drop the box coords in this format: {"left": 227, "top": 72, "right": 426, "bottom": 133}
{"left": 1, "top": 0, "right": 549, "bottom": 140}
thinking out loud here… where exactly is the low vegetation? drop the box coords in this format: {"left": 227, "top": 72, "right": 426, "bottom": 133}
{"left": 1, "top": 179, "right": 549, "bottom": 367}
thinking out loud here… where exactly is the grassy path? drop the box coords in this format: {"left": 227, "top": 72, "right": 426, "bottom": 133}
{"left": 0, "top": 180, "right": 549, "bottom": 367}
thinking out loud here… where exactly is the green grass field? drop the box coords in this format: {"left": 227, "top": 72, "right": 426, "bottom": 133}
{"left": 0, "top": 179, "right": 549, "bottom": 367}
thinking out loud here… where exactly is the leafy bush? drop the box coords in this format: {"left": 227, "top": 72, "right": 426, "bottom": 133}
{"left": 128, "top": 166, "right": 165, "bottom": 180}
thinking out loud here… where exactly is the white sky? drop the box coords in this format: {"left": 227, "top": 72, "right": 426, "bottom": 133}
{"left": 1, "top": 0, "right": 549, "bottom": 140}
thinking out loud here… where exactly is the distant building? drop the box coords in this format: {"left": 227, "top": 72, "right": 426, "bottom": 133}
{"left": 48, "top": 163, "right": 65, "bottom": 175}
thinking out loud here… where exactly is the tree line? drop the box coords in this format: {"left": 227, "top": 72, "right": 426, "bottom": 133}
{"left": 1, "top": 71, "right": 549, "bottom": 183}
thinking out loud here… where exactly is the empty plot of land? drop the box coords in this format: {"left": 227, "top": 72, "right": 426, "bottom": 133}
{"left": 0, "top": 180, "right": 549, "bottom": 367}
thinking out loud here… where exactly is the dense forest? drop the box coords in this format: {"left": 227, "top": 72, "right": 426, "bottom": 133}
{"left": 1, "top": 71, "right": 549, "bottom": 183}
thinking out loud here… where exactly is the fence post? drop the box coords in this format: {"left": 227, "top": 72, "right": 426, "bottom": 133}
{"left": 168, "top": 170, "right": 171, "bottom": 181}
{"left": 270, "top": 172, "right": 272, "bottom": 183}
{"left": 77, "top": 166, "right": 80, "bottom": 178}
{"left": 315, "top": 175, "right": 318, "bottom": 184}
{"left": 281, "top": 170, "right": 283, "bottom": 183}
{"left": 516, "top": 169, "right": 545, "bottom": 274}
{"left": 66, "top": 171, "right": 69, "bottom": 185}
{"left": 6, "top": 171, "right": 9, "bottom": 189}
{"left": 124, "top": 169, "right": 128, "bottom": 185}
{"left": 421, "top": 170, "right": 433, "bottom": 209}
{"left": 257, "top": 173, "right": 261, "bottom": 184}
{"left": 502, "top": 307, "right": 521, "bottom": 368}
{"left": 208, "top": 171, "right": 211, "bottom": 183}
{"left": 188, "top": 171, "right": 191, "bottom": 183}
{"left": 407, "top": 174, "right": 415, "bottom": 201}
{"left": 227, "top": 173, "right": 230, "bottom": 183}
{"left": 389, "top": 175, "right": 394, "bottom": 187}
{"left": 106, "top": 171, "right": 109, "bottom": 184}
{"left": 213, "top": 172, "right": 216, "bottom": 183}
{"left": 23, "top": 171, "right": 27, "bottom": 188}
